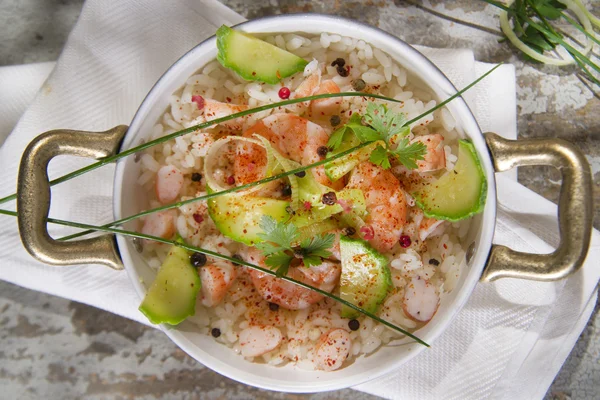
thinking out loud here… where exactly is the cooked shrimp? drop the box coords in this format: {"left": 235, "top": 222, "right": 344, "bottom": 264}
{"left": 155, "top": 165, "right": 184, "bottom": 204}
{"left": 199, "top": 263, "right": 237, "bottom": 307}
{"left": 238, "top": 325, "right": 283, "bottom": 357}
{"left": 410, "top": 134, "right": 446, "bottom": 172}
{"left": 292, "top": 69, "right": 341, "bottom": 117}
{"left": 314, "top": 329, "right": 352, "bottom": 371}
{"left": 204, "top": 99, "right": 248, "bottom": 131}
{"left": 419, "top": 216, "right": 445, "bottom": 242}
{"left": 310, "top": 80, "right": 341, "bottom": 117}
{"left": 412, "top": 208, "right": 445, "bottom": 242}
{"left": 346, "top": 161, "right": 408, "bottom": 252}
{"left": 233, "top": 113, "right": 342, "bottom": 189}
{"left": 140, "top": 210, "right": 176, "bottom": 241}
{"left": 292, "top": 69, "right": 321, "bottom": 107}
{"left": 402, "top": 275, "right": 439, "bottom": 322}
{"left": 244, "top": 248, "right": 341, "bottom": 310}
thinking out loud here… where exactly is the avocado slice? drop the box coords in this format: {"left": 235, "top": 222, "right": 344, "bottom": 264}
{"left": 412, "top": 139, "right": 487, "bottom": 221}
{"left": 339, "top": 236, "right": 392, "bottom": 319}
{"left": 216, "top": 25, "right": 308, "bottom": 84}
{"left": 139, "top": 244, "right": 201, "bottom": 325}
{"left": 207, "top": 190, "right": 290, "bottom": 245}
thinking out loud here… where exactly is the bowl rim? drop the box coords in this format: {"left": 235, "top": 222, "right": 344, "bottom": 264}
{"left": 113, "top": 13, "right": 498, "bottom": 393}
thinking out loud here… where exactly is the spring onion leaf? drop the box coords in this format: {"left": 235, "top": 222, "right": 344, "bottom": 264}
{"left": 483, "top": 0, "right": 600, "bottom": 87}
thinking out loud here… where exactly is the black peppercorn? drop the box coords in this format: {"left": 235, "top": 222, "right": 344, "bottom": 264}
{"left": 352, "top": 79, "right": 366, "bottom": 91}
{"left": 191, "top": 172, "right": 202, "bottom": 182}
{"left": 330, "top": 115, "right": 341, "bottom": 127}
{"left": 429, "top": 258, "right": 440, "bottom": 266}
{"left": 343, "top": 227, "right": 356, "bottom": 236}
{"left": 322, "top": 191, "right": 337, "bottom": 205}
{"left": 294, "top": 171, "right": 306, "bottom": 178}
{"left": 211, "top": 328, "right": 221, "bottom": 338}
{"left": 331, "top": 58, "right": 346, "bottom": 68}
{"left": 269, "top": 302, "right": 280, "bottom": 311}
{"left": 348, "top": 319, "right": 360, "bottom": 331}
{"left": 336, "top": 65, "right": 349, "bottom": 77}
{"left": 190, "top": 252, "right": 207, "bottom": 267}
{"left": 281, "top": 184, "right": 292, "bottom": 197}
{"left": 317, "top": 146, "right": 329, "bottom": 157}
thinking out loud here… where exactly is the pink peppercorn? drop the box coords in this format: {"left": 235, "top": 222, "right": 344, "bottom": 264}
{"left": 191, "top": 95, "right": 205, "bottom": 109}
{"left": 399, "top": 235, "right": 411, "bottom": 248}
{"left": 193, "top": 213, "right": 204, "bottom": 224}
{"left": 303, "top": 201, "right": 312, "bottom": 210}
{"left": 226, "top": 175, "right": 235, "bottom": 185}
{"left": 278, "top": 87, "right": 291, "bottom": 99}
{"left": 360, "top": 225, "right": 374, "bottom": 240}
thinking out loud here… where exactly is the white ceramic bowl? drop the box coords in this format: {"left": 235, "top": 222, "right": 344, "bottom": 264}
{"left": 113, "top": 14, "right": 496, "bottom": 392}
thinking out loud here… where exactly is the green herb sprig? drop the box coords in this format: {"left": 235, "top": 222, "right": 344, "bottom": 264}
{"left": 256, "top": 216, "right": 334, "bottom": 277}
{"left": 328, "top": 103, "right": 428, "bottom": 170}
{"left": 482, "top": 0, "right": 600, "bottom": 87}
{"left": 365, "top": 103, "right": 428, "bottom": 169}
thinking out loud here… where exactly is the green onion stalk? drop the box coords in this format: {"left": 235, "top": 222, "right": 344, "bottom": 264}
{"left": 0, "top": 63, "right": 502, "bottom": 346}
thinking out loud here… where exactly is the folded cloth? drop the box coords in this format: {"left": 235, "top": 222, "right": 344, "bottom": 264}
{"left": 0, "top": 62, "right": 54, "bottom": 145}
{"left": 0, "top": 1, "right": 596, "bottom": 399}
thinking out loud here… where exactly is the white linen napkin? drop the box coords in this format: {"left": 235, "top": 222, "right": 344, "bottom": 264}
{"left": 0, "top": 1, "right": 596, "bottom": 398}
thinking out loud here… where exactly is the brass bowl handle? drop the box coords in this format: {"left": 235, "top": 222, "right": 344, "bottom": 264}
{"left": 17, "top": 126, "right": 128, "bottom": 270}
{"left": 481, "top": 133, "right": 593, "bottom": 282}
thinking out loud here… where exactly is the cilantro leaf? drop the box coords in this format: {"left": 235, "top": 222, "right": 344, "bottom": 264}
{"left": 327, "top": 114, "right": 379, "bottom": 150}
{"left": 256, "top": 215, "right": 296, "bottom": 253}
{"left": 369, "top": 144, "right": 391, "bottom": 169}
{"left": 346, "top": 116, "right": 380, "bottom": 142}
{"left": 302, "top": 255, "right": 323, "bottom": 268}
{"left": 364, "top": 102, "right": 408, "bottom": 142}
{"left": 391, "top": 138, "right": 427, "bottom": 170}
{"left": 327, "top": 125, "right": 348, "bottom": 150}
{"left": 255, "top": 216, "right": 334, "bottom": 276}
{"left": 300, "top": 233, "right": 335, "bottom": 259}
{"left": 264, "top": 252, "right": 293, "bottom": 277}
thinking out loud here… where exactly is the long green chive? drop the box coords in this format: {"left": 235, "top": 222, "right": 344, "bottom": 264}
{"left": 0, "top": 208, "right": 429, "bottom": 347}
{"left": 482, "top": 0, "right": 600, "bottom": 80}
{"left": 0, "top": 62, "right": 503, "bottom": 344}
{"left": 53, "top": 63, "right": 502, "bottom": 242}
{"left": 0, "top": 61, "right": 502, "bottom": 207}
{"left": 0, "top": 93, "right": 401, "bottom": 205}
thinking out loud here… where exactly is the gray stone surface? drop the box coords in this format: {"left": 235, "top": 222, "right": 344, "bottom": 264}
{"left": 0, "top": 0, "right": 598, "bottom": 399}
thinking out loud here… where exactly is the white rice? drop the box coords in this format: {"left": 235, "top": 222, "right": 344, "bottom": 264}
{"left": 138, "top": 31, "right": 473, "bottom": 371}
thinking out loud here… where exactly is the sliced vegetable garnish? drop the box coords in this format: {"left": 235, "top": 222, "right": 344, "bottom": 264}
{"left": 207, "top": 187, "right": 290, "bottom": 245}
{"left": 139, "top": 243, "right": 200, "bottom": 325}
{"left": 412, "top": 140, "right": 487, "bottom": 221}
{"left": 203, "top": 135, "right": 277, "bottom": 196}
{"left": 339, "top": 236, "right": 392, "bottom": 319}
{"left": 216, "top": 25, "right": 308, "bottom": 84}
